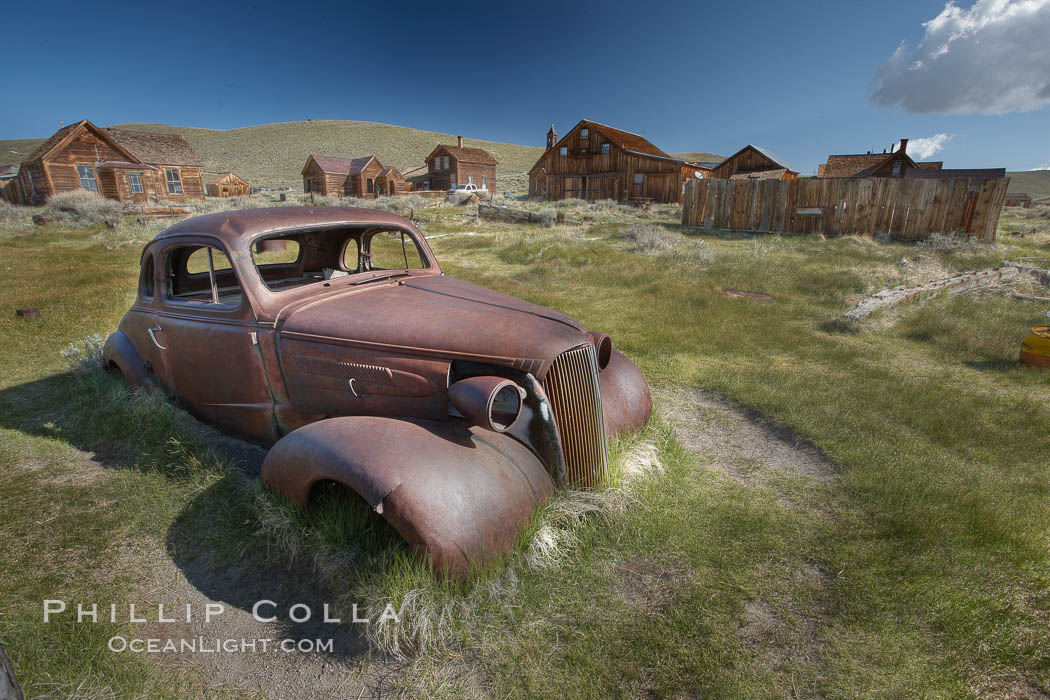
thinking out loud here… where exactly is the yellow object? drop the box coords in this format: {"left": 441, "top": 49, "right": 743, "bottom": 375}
{"left": 1019, "top": 325, "right": 1050, "bottom": 369}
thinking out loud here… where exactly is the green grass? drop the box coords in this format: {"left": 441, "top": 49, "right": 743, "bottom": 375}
{"left": 1, "top": 205, "right": 1049, "bottom": 697}
{"left": 1002, "top": 170, "right": 1050, "bottom": 201}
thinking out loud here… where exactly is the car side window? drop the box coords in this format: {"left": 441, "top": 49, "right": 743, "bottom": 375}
{"left": 140, "top": 253, "right": 155, "bottom": 299}
{"left": 165, "top": 245, "right": 243, "bottom": 307}
{"left": 366, "top": 231, "right": 425, "bottom": 270}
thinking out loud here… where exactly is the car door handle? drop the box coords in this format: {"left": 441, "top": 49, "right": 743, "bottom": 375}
{"left": 147, "top": 326, "right": 167, "bottom": 350}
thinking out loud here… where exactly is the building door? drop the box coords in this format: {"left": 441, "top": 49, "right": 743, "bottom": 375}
{"left": 580, "top": 177, "right": 588, "bottom": 200}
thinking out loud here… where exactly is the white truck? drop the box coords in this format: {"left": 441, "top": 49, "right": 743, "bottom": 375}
{"left": 446, "top": 183, "right": 489, "bottom": 199}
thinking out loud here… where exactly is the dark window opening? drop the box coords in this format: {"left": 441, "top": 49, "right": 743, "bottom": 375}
{"left": 77, "top": 165, "right": 98, "bottom": 192}
{"left": 165, "top": 168, "right": 183, "bottom": 195}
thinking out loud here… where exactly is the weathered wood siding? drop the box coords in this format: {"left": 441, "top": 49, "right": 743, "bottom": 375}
{"left": 302, "top": 159, "right": 345, "bottom": 196}
{"left": 710, "top": 146, "right": 796, "bottom": 180}
{"left": 529, "top": 123, "right": 684, "bottom": 203}
{"left": 347, "top": 160, "right": 385, "bottom": 198}
{"left": 39, "top": 130, "right": 127, "bottom": 200}
{"left": 154, "top": 165, "right": 204, "bottom": 201}
{"left": 682, "top": 176, "right": 1009, "bottom": 243}
{"left": 206, "top": 173, "right": 250, "bottom": 197}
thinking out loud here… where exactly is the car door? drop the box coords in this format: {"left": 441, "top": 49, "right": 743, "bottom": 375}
{"left": 154, "top": 238, "right": 276, "bottom": 444}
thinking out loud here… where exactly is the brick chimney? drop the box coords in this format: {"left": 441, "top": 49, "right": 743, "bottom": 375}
{"left": 457, "top": 135, "right": 463, "bottom": 148}
{"left": 897, "top": 138, "right": 908, "bottom": 154}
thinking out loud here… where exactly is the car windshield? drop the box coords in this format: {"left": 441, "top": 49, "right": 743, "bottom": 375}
{"left": 250, "top": 227, "right": 430, "bottom": 293}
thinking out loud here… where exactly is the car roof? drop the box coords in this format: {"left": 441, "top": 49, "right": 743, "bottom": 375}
{"left": 150, "top": 206, "right": 420, "bottom": 249}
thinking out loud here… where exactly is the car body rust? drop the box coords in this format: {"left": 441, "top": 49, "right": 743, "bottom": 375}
{"left": 105, "top": 206, "right": 652, "bottom": 575}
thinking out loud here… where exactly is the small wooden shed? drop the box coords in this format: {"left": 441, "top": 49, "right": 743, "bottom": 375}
{"left": 1004, "top": 192, "right": 1032, "bottom": 208}
{"left": 709, "top": 145, "right": 798, "bottom": 180}
{"left": 301, "top": 154, "right": 388, "bottom": 198}
{"left": 205, "top": 172, "right": 250, "bottom": 198}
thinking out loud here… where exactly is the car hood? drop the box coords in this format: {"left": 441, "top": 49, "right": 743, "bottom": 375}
{"left": 277, "top": 275, "right": 590, "bottom": 369}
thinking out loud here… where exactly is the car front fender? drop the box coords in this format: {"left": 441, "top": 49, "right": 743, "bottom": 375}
{"left": 260, "top": 416, "right": 554, "bottom": 576}
{"left": 599, "top": 349, "right": 652, "bottom": 436}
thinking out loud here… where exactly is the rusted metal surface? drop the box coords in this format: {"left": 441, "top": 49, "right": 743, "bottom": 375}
{"left": 261, "top": 416, "right": 553, "bottom": 576}
{"left": 599, "top": 350, "right": 653, "bottom": 437}
{"left": 448, "top": 376, "right": 522, "bottom": 432}
{"left": 109, "top": 206, "right": 653, "bottom": 574}
{"left": 544, "top": 344, "right": 608, "bottom": 487}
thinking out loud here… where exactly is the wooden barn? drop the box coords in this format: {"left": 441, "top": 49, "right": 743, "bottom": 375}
{"left": 13, "top": 120, "right": 204, "bottom": 205}
{"left": 302, "top": 154, "right": 398, "bottom": 198}
{"left": 413, "top": 137, "right": 497, "bottom": 192}
{"left": 205, "top": 172, "right": 250, "bottom": 198}
{"left": 817, "top": 139, "right": 942, "bottom": 179}
{"left": 708, "top": 145, "right": 798, "bottom": 180}
{"left": 528, "top": 120, "right": 705, "bottom": 203}
{"left": 1004, "top": 192, "right": 1032, "bottom": 208}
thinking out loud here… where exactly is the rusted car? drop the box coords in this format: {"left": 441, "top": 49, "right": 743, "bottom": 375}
{"left": 105, "top": 207, "right": 651, "bottom": 574}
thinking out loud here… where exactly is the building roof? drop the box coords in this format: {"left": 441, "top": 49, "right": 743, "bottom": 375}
{"left": 307, "top": 154, "right": 378, "bottom": 174}
{"left": 714, "top": 144, "right": 797, "bottom": 176}
{"left": 428, "top": 144, "right": 498, "bottom": 166}
{"left": 0, "top": 164, "right": 18, "bottom": 178}
{"left": 22, "top": 123, "right": 81, "bottom": 162}
{"left": 1005, "top": 192, "right": 1030, "bottom": 198}
{"left": 915, "top": 161, "right": 943, "bottom": 170}
{"left": 102, "top": 127, "right": 203, "bottom": 166}
{"left": 583, "top": 120, "right": 669, "bottom": 158}
{"left": 402, "top": 164, "right": 427, "bottom": 179}
{"left": 819, "top": 153, "right": 893, "bottom": 178}
{"left": 730, "top": 168, "right": 791, "bottom": 180}
{"left": 903, "top": 167, "right": 1006, "bottom": 182}
{"left": 205, "top": 172, "right": 248, "bottom": 185}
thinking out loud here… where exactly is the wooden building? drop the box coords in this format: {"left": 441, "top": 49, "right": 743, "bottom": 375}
{"left": 817, "top": 139, "right": 943, "bottom": 179}
{"left": 302, "top": 154, "right": 399, "bottom": 198}
{"left": 708, "top": 145, "right": 798, "bottom": 180}
{"left": 1003, "top": 192, "right": 1032, "bottom": 208}
{"left": 377, "top": 166, "right": 406, "bottom": 196}
{"left": 528, "top": 119, "right": 704, "bottom": 203}
{"left": 13, "top": 120, "right": 204, "bottom": 205}
{"left": 205, "top": 172, "right": 250, "bottom": 197}
{"left": 0, "top": 165, "right": 19, "bottom": 204}
{"left": 413, "top": 136, "right": 497, "bottom": 192}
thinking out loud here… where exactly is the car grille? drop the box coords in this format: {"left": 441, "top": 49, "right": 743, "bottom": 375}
{"left": 543, "top": 344, "right": 608, "bottom": 487}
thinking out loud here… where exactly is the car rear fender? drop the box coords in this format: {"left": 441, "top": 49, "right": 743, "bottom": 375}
{"left": 102, "top": 329, "right": 149, "bottom": 387}
{"left": 260, "top": 416, "right": 554, "bottom": 576}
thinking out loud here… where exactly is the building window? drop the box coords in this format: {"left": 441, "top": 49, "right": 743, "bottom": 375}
{"left": 77, "top": 165, "right": 98, "bottom": 192}
{"left": 468, "top": 175, "right": 473, "bottom": 185}
{"left": 165, "top": 168, "right": 183, "bottom": 195}
{"left": 451, "top": 174, "right": 457, "bottom": 187}
{"left": 367, "top": 178, "right": 374, "bottom": 194}
{"left": 443, "top": 156, "right": 449, "bottom": 169}
{"left": 891, "top": 161, "right": 902, "bottom": 177}
{"left": 633, "top": 173, "right": 644, "bottom": 185}
{"left": 304, "top": 178, "right": 312, "bottom": 193}
{"left": 580, "top": 128, "right": 589, "bottom": 139}
{"left": 24, "top": 171, "right": 34, "bottom": 197}
{"left": 482, "top": 176, "right": 487, "bottom": 189}
{"left": 433, "top": 158, "right": 440, "bottom": 170}
{"left": 601, "top": 143, "right": 610, "bottom": 154}
{"left": 560, "top": 146, "right": 568, "bottom": 157}
{"left": 423, "top": 181, "right": 430, "bottom": 191}
{"left": 128, "top": 174, "right": 143, "bottom": 193}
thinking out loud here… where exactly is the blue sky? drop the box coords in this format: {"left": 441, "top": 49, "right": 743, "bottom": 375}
{"left": 3, "top": 0, "right": 1048, "bottom": 173}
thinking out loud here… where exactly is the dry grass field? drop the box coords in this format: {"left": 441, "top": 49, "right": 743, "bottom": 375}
{"left": 0, "top": 195, "right": 1048, "bottom": 697}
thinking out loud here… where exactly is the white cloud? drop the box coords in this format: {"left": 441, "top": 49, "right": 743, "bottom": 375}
{"left": 892, "top": 133, "right": 953, "bottom": 160}
{"left": 870, "top": 0, "right": 1050, "bottom": 114}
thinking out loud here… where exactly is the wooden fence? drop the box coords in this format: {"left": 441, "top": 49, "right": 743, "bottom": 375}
{"left": 682, "top": 176, "right": 1009, "bottom": 242}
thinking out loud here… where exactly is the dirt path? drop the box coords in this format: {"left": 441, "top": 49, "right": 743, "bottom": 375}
{"left": 654, "top": 386, "right": 839, "bottom": 692}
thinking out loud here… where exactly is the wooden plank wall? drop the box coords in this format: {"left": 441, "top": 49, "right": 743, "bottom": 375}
{"left": 682, "top": 177, "right": 1009, "bottom": 242}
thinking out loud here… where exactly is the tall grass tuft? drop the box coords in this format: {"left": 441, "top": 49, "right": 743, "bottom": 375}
{"left": 43, "top": 191, "right": 123, "bottom": 225}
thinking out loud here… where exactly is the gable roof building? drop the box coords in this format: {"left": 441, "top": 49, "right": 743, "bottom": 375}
{"left": 13, "top": 119, "right": 205, "bottom": 205}
{"left": 528, "top": 119, "right": 706, "bottom": 203}
{"left": 817, "top": 139, "right": 945, "bottom": 179}
{"left": 411, "top": 136, "right": 498, "bottom": 192}
{"left": 709, "top": 145, "right": 798, "bottom": 180}
{"left": 301, "top": 154, "right": 404, "bottom": 197}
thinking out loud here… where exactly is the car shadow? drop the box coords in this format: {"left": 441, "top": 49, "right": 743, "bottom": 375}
{"left": 0, "top": 370, "right": 373, "bottom": 664}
